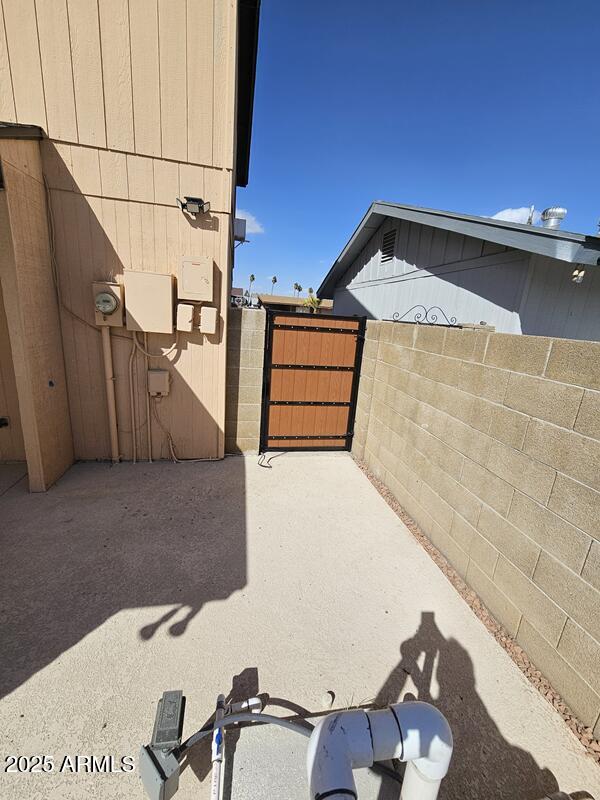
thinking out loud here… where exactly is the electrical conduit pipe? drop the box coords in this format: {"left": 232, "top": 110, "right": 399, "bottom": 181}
{"left": 306, "top": 701, "right": 452, "bottom": 800}
{"left": 101, "top": 327, "right": 120, "bottom": 463}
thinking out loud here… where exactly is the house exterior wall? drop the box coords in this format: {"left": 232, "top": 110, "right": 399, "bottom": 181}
{"left": 0, "top": 0, "right": 238, "bottom": 461}
{"left": 0, "top": 139, "right": 73, "bottom": 489}
{"left": 225, "top": 308, "right": 265, "bottom": 454}
{"left": 0, "top": 282, "right": 25, "bottom": 462}
{"left": 355, "top": 320, "right": 600, "bottom": 735}
{"left": 333, "top": 217, "right": 600, "bottom": 340}
{"left": 520, "top": 255, "right": 600, "bottom": 341}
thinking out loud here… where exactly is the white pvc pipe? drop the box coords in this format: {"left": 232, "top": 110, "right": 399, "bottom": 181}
{"left": 101, "top": 326, "right": 120, "bottom": 463}
{"left": 210, "top": 695, "right": 226, "bottom": 800}
{"left": 306, "top": 702, "right": 452, "bottom": 800}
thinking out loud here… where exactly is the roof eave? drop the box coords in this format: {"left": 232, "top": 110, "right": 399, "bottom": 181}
{"left": 235, "top": 0, "right": 260, "bottom": 188}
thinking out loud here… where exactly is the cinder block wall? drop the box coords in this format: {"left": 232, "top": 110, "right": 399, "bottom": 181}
{"left": 225, "top": 309, "right": 266, "bottom": 453}
{"left": 355, "top": 320, "right": 600, "bottom": 734}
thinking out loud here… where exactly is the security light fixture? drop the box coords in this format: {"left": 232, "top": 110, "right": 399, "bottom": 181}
{"left": 176, "top": 196, "right": 210, "bottom": 217}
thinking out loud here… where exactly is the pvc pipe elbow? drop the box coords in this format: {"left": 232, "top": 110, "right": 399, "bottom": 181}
{"left": 388, "top": 701, "right": 453, "bottom": 781}
{"left": 307, "top": 710, "right": 372, "bottom": 799}
{"left": 307, "top": 702, "right": 452, "bottom": 800}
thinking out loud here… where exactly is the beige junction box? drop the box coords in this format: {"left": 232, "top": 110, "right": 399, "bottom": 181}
{"left": 178, "top": 255, "right": 213, "bottom": 302}
{"left": 124, "top": 271, "right": 174, "bottom": 334}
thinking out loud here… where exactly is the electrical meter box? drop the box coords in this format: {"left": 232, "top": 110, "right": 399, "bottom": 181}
{"left": 178, "top": 256, "right": 213, "bottom": 303}
{"left": 92, "top": 281, "right": 124, "bottom": 327}
{"left": 199, "top": 305, "right": 218, "bottom": 335}
{"left": 124, "top": 271, "right": 174, "bottom": 334}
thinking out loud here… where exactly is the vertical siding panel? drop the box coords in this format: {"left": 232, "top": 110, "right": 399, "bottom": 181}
{"left": 187, "top": 0, "right": 213, "bottom": 165}
{"left": 127, "top": 154, "right": 155, "bottom": 202}
{"left": 179, "top": 162, "right": 204, "bottom": 199}
{"left": 35, "top": 0, "right": 78, "bottom": 141}
{"left": 212, "top": 0, "right": 235, "bottom": 168}
{"left": 67, "top": 0, "right": 106, "bottom": 147}
{"left": 114, "top": 199, "right": 131, "bottom": 272}
{"left": 99, "top": 149, "right": 128, "bottom": 199}
{"left": 70, "top": 145, "right": 101, "bottom": 195}
{"left": 0, "top": 2, "right": 16, "bottom": 122}
{"left": 140, "top": 203, "right": 155, "bottom": 271}
{"left": 158, "top": 0, "right": 187, "bottom": 162}
{"left": 153, "top": 158, "right": 179, "bottom": 205}
{"left": 128, "top": 202, "right": 143, "bottom": 269}
{"left": 129, "top": 0, "right": 161, "bottom": 157}
{"left": 87, "top": 194, "right": 108, "bottom": 277}
{"left": 153, "top": 205, "right": 167, "bottom": 271}
{"left": 2, "top": 0, "right": 47, "bottom": 128}
{"left": 98, "top": 0, "right": 135, "bottom": 152}
{"left": 99, "top": 196, "right": 120, "bottom": 279}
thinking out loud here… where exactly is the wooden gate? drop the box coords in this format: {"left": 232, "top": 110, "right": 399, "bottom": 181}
{"left": 260, "top": 310, "right": 366, "bottom": 452}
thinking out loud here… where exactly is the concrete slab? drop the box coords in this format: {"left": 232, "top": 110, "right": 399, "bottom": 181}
{"left": 0, "top": 462, "right": 26, "bottom": 496}
{"left": 0, "top": 454, "right": 598, "bottom": 800}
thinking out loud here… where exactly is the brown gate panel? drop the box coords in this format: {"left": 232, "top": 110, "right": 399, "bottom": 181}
{"left": 260, "top": 311, "right": 366, "bottom": 452}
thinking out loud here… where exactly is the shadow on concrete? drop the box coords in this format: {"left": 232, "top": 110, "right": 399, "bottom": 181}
{"left": 0, "top": 458, "right": 247, "bottom": 699}
{"left": 375, "top": 611, "right": 559, "bottom": 800}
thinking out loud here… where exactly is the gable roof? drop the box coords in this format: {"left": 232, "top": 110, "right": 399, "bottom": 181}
{"left": 318, "top": 201, "right": 600, "bottom": 298}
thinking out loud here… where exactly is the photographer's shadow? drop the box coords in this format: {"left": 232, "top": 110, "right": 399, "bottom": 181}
{"left": 375, "top": 612, "right": 559, "bottom": 800}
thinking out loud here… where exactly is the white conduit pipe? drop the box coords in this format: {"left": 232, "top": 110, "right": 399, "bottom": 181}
{"left": 101, "top": 327, "right": 120, "bottom": 463}
{"left": 306, "top": 701, "right": 452, "bottom": 800}
{"left": 144, "top": 333, "right": 152, "bottom": 463}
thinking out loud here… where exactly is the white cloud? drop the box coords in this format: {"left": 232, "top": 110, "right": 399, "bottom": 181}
{"left": 236, "top": 209, "right": 264, "bottom": 234}
{"left": 491, "top": 206, "right": 541, "bottom": 225}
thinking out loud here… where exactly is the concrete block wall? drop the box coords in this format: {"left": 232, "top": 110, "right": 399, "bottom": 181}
{"left": 355, "top": 320, "right": 600, "bottom": 734}
{"left": 225, "top": 309, "right": 265, "bottom": 453}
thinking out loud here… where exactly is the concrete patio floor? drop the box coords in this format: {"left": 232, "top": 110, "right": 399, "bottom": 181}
{"left": 1, "top": 453, "right": 599, "bottom": 800}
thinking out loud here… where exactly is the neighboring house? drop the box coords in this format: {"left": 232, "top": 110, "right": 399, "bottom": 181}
{"left": 0, "top": 0, "right": 260, "bottom": 490}
{"left": 318, "top": 202, "right": 600, "bottom": 340}
{"left": 257, "top": 294, "right": 334, "bottom": 314}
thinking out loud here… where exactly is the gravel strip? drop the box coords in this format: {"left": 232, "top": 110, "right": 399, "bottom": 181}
{"left": 355, "top": 456, "right": 600, "bottom": 765}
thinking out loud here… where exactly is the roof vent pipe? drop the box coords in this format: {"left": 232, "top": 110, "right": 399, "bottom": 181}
{"left": 541, "top": 207, "right": 567, "bottom": 229}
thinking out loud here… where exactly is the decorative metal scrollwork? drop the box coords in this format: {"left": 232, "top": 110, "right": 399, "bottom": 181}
{"left": 392, "top": 305, "right": 457, "bottom": 326}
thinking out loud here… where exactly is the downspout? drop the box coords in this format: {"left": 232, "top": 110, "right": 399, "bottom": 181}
{"left": 101, "top": 326, "right": 120, "bottom": 463}
{"left": 306, "top": 701, "right": 452, "bottom": 800}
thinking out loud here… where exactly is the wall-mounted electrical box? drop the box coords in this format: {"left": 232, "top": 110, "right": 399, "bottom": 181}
{"left": 92, "top": 281, "right": 124, "bottom": 327}
{"left": 176, "top": 303, "right": 195, "bottom": 333}
{"left": 199, "top": 305, "right": 218, "bottom": 335}
{"left": 177, "top": 256, "right": 213, "bottom": 303}
{"left": 124, "top": 271, "right": 174, "bottom": 334}
{"left": 147, "top": 369, "right": 170, "bottom": 397}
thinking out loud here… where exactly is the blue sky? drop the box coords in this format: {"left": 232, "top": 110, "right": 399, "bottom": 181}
{"left": 234, "top": 1, "right": 599, "bottom": 296}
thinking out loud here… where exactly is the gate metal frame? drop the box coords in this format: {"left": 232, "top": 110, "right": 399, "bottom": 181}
{"left": 259, "top": 309, "right": 366, "bottom": 453}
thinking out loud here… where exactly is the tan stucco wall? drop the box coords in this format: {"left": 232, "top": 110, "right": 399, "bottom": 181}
{"left": 0, "top": 281, "right": 25, "bottom": 462}
{"left": 0, "top": 139, "right": 73, "bottom": 489}
{"left": 355, "top": 320, "right": 600, "bottom": 735}
{"left": 225, "top": 309, "right": 265, "bottom": 454}
{"left": 0, "top": 0, "right": 238, "bottom": 461}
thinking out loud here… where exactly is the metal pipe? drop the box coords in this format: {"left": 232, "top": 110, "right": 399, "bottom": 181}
{"left": 101, "top": 326, "right": 120, "bottom": 463}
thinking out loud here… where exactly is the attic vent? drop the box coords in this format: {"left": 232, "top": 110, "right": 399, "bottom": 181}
{"left": 381, "top": 229, "right": 396, "bottom": 263}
